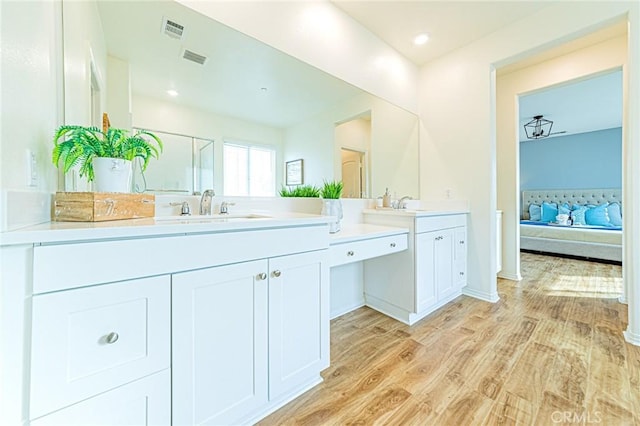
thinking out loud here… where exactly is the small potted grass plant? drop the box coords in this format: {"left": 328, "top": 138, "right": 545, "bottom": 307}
{"left": 320, "top": 180, "right": 344, "bottom": 233}
{"left": 52, "top": 125, "right": 163, "bottom": 193}
{"left": 279, "top": 184, "right": 321, "bottom": 198}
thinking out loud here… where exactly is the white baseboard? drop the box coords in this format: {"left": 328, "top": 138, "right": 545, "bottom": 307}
{"left": 624, "top": 328, "right": 640, "bottom": 347}
{"left": 618, "top": 295, "right": 628, "bottom": 304}
{"left": 497, "top": 271, "right": 522, "bottom": 281}
{"left": 462, "top": 286, "right": 500, "bottom": 303}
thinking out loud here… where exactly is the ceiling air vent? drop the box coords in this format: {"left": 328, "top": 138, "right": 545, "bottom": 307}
{"left": 162, "top": 17, "right": 185, "bottom": 40}
{"left": 182, "top": 49, "right": 208, "bottom": 65}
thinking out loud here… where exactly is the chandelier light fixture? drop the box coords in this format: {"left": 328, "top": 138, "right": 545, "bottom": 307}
{"left": 524, "top": 115, "right": 553, "bottom": 139}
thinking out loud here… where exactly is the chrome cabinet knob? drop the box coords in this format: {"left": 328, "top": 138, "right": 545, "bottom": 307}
{"left": 105, "top": 332, "right": 119, "bottom": 344}
{"left": 459, "top": 271, "right": 465, "bottom": 276}
{"left": 347, "top": 251, "right": 355, "bottom": 256}
{"left": 257, "top": 272, "right": 267, "bottom": 280}
{"left": 459, "top": 240, "right": 465, "bottom": 244}
{"left": 390, "top": 243, "right": 396, "bottom": 248}
{"left": 272, "top": 270, "right": 282, "bottom": 278}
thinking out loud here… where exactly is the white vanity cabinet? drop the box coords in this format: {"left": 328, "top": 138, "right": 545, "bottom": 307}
{"left": 363, "top": 212, "right": 467, "bottom": 325}
{"left": 172, "top": 250, "right": 329, "bottom": 426}
{"left": 5, "top": 218, "right": 330, "bottom": 426}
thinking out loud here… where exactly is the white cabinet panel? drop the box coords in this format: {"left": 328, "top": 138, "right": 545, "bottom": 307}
{"left": 30, "top": 370, "right": 170, "bottom": 426}
{"left": 268, "top": 251, "right": 329, "bottom": 399}
{"left": 172, "top": 260, "right": 269, "bottom": 426}
{"left": 30, "top": 276, "right": 170, "bottom": 419}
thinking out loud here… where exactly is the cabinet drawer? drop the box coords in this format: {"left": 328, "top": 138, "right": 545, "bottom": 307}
{"left": 416, "top": 214, "right": 466, "bottom": 234}
{"left": 330, "top": 233, "right": 407, "bottom": 267}
{"left": 30, "top": 370, "right": 170, "bottom": 425}
{"left": 30, "top": 276, "right": 170, "bottom": 419}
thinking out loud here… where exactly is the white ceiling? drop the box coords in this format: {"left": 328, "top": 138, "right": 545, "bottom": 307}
{"left": 331, "top": 1, "right": 549, "bottom": 65}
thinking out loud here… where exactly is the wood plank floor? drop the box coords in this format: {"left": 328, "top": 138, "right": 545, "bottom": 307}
{"left": 259, "top": 253, "right": 638, "bottom": 425}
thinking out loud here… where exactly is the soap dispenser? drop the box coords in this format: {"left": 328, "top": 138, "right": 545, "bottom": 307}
{"left": 382, "top": 188, "right": 391, "bottom": 208}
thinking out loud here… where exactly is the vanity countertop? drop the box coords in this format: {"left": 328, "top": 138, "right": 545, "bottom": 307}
{"left": 362, "top": 208, "right": 469, "bottom": 217}
{"left": 0, "top": 212, "right": 332, "bottom": 246}
{"left": 330, "top": 223, "right": 409, "bottom": 245}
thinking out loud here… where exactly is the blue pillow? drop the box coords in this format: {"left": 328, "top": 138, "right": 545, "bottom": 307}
{"left": 607, "top": 202, "right": 622, "bottom": 226}
{"left": 541, "top": 202, "right": 558, "bottom": 223}
{"left": 558, "top": 203, "right": 571, "bottom": 215}
{"left": 529, "top": 204, "right": 541, "bottom": 221}
{"left": 571, "top": 206, "right": 588, "bottom": 225}
{"left": 585, "top": 203, "right": 611, "bottom": 226}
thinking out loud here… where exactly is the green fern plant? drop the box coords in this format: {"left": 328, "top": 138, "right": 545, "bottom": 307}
{"left": 52, "top": 125, "right": 163, "bottom": 181}
{"left": 320, "top": 180, "right": 343, "bottom": 199}
{"left": 279, "top": 184, "right": 321, "bottom": 197}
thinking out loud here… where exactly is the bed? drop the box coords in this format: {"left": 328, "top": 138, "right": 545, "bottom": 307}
{"left": 520, "top": 188, "right": 622, "bottom": 262}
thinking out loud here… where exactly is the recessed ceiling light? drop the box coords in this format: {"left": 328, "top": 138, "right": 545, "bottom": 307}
{"left": 167, "top": 89, "right": 179, "bottom": 97}
{"left": 413, "top": 33, "right": 430, "bottom": 46}
{"left": 260, "top": 87, "right": 268, "bottom": 92}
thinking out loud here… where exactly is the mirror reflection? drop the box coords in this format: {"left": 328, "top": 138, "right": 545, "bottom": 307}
{"left": 73, "top": 0, "right": 419, "bottom": 198}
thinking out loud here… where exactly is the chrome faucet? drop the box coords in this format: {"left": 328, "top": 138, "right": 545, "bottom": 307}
{"left": 169, "top": 201, "right": 191, "bottom": 216}
{"left": 219, "top": 201, "right": 235, "bottom": 215}
{"left": 199, "top": 189, "right": 215, "bottom": 215}
{"left": 397, "top": 195, "right": 413, "bottom": 209}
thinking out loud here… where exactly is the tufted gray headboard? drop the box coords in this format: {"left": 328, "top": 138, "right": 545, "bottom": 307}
{"left": 521, "top": 188, "right": 622, "bottom": 219}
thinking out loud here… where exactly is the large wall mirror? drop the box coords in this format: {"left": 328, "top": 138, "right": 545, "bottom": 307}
{"left": 66, "top": 0, "right": 419, "bottom": 198}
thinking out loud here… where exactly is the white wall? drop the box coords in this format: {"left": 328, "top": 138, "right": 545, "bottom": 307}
{"left": 132, "top": 94, "right": 285, "bottom": 196}
{"left": 418, "top": 2, "right": 639, "bottom": 305}
{"left": 175, "top": 0, "right": 419, "bottom": 113}
{"left": 0, "top": 1, "right": 63, "bottom": 231}
{"left": 497, "top": 35, "right": 627, "bottom": 282}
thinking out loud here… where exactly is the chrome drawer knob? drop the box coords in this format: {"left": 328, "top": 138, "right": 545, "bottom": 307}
{"left": 105, "top": 332, "right": 119, "bottom": 344}
{"left": 257, "top": 272, "right": 267, "bottom": 280}
{"left": 272, "top": 270, "right": 282, "bottom": 278}
{"left": 390, "top": 243, "right": 396, "bottom": 248}
{"left": 347, "top": 251, "right": 355, "bottom": 256}
{"left": 460, "top": 240, "right": 465, "bottom": 244}
{"left": 460, "top": 272, "right": 465, "bottom": 276}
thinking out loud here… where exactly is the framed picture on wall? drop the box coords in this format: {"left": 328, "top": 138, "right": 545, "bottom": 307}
{"left": 286, "top": 159, "right": 304, "bottom": 185}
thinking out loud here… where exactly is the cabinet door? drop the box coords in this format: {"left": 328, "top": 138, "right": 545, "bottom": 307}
{"left": 172, "top": 260, "right": 269, "bottom": 426}
{"left": 435, "top": 230, "right": 456, "bottom": 300}
{"left": 454, "top": 227, "right": 467, "bottom": 288}
{"left": 268, "top": 250, "right": 329, "bottom": 399}
{"left": 415, "top": 231, "right": 438, "bottom": 312}
{"left": 30, "top": 370, "right": 170, "bottom": 426}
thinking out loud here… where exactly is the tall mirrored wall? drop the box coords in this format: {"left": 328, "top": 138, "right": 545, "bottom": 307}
{"left": 64, "top": 0, "right": 420, "bottom": 198}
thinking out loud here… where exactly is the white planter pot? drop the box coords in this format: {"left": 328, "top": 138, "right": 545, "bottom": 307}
{"left": 321, "top": 199, "right": 343, "bottom": 233}
{"left": 92, "top": 157, "right": 132, "bottom": 193}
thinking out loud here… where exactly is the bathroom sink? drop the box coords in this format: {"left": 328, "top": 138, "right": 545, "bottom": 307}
{"left": 155, "top": 213, "right": 272, "bottom": 222}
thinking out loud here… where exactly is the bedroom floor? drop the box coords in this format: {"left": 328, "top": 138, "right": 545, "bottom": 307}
{"left": 259, "top": 252, "right": 638, "bottom": 425}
